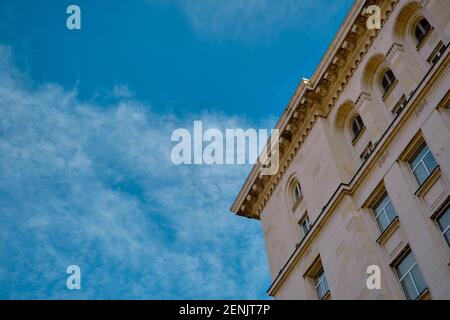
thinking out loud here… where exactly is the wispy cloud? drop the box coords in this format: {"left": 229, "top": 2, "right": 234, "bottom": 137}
{"left": 110, "top": 84, "right": 134, "bottom": 99}
{"left": 0, "top": 45, "right": 270, "bottom": 299}
{"left": 155, "top": 0, "right": 348, "bottom": 44}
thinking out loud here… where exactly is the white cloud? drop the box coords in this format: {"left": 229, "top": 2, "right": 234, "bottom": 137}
{"left": 154, "top": 0, "right": 348, "bottom": 44}
{"left": 111, "top": 84, "right": 134, "bottom": 99}
{"left": 0, "top": 45, "right": 270, "bottom": 299}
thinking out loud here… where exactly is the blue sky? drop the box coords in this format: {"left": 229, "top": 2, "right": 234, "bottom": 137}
{"left": 0, "top": 0, "right": 353, "bottom": 299}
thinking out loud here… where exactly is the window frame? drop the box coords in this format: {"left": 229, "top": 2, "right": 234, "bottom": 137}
{"left": 294, "top": 181, "right": 302, "bottom": 203}
{"left": 392, "top": 94, "right": 407, "bottom": 117}
{"left": 380, "top": 69, "right": 397, "bottom": 97}
{"left": 427, "top": 41, "right": 446, "bottom": 65}
{"left": 373, "top": 192, "right": 397, "bottom": 233}
{"left": 393, "top": 250, "right": 427, "bottom": 300}
{"left": 351, "top": 115, "right": 365, "bottom": 142}
{"left": 288, "top": 177, "right": 303, "bottom": 211}
{"left": 359, "top": 141, "right": 373, "bottom": 161}
{"left": 299, "top": 215, "right": 311, "bottom": 238}
{"left": 408, "top": 142, "right": 438, "bottom": 186}
{"left": 436, "top": 203, "right": 450, "bottom": 248}
{"left": 314, "top": 268, "right": 330, "bottom": 300}
{"left": 414, "top": 17, "right": 432, "bottom": 48}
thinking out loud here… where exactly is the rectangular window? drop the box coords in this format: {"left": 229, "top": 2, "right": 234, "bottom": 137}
{"left": 395, "top": 251, "right": 427, "bottom": 300}
{"left": 373, "top": 192, "right": 397, "bottom": 232}
{"left": 299, "top": 215, "right": 311, "bottom": 238}
{"left": 408, "top": 143, "right": 438, "bottom": 185}
{"left": 314, "top": 268, "right": 330, "bottom": 300}
{"left": 437, "top": 205, "right": 450, "bottom": 248}
{"left": 427, "top": 41, "right": 446, "bottom": 65}
{"left": 392, "top": 94, "right": 406, "bottom": 116}
{"left": 360, "top": 141, "right": 373, "bottom": 161}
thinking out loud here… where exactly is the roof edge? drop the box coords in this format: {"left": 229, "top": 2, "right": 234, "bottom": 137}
{"left": 230, "top": 0, "right": 367, "bottom": 219}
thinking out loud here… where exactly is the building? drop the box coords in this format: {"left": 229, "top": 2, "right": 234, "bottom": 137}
{"left": 231, "top": 0, "right": 450, "bottom": 300}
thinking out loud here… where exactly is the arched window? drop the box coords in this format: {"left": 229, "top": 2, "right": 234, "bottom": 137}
{"left": 414, "top": 18, "right": 431, "bottom": 45}
{"left": 293, "top": 181, "right": 302, "bottom": 203}
{"left": 380, "top": 69, "right": 396, "bottom": 95}
{"left": 288, "top": 178, "right": 303, "bottom": 209}
{"left": 351, "top": 115, "right": 365, "bottom": 140}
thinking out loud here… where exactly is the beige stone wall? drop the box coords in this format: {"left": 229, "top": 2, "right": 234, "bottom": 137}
{"left": 259, "top": 0, "right": 450, "bottom": 300}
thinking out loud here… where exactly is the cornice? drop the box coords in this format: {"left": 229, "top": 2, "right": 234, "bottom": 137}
{"left": 231, "top": 0, "right": 400, "bottom": 219}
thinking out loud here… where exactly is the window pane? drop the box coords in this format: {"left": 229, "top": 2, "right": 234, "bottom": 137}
{"left": 388, "top": 70, "right": 395, "bottom": 82}
{"left": 382, "top": 78, "right": 389, "bottom": 91}
{"left": 444, "top": 229, "right": 450, "bottom": 246}
{"left": 377, "top": 214, "right": 390, "bottom": 231}
{"left": 314, "top": 269, "right": 329, "bottom": 299}
{"left": 420, "top": 19, "right": 431, "bottom": 31}
{"left": 437, "top": 207, "right": 450, "bottom": 231}
{"left": 415, "top": 27, "right": 425, "bottom": 42}
{"left": 385, "top": 201, "right": 397, "bottom": 223}
{"left": 375, "top": 194, "right": 389, "bottom": 213}
{"left": 382, "top": 73, "right": 392, "bottom": 92}
{"left": 409, "top": 145, "right": 429, "bottom": 169}
{"left": 293, "top": 183, "right": 302, "bottom": 202}
{"left": 401, "top": 275, "right": 417, "bottom": 300}
{"left": 413, "top": 164, "right": 428, "bottom": 185}
{"left": 397, "top": 253, "right": 415, "bottom": 278}
{"left": 431, "top": 54, "right": 440, "bottom": 65}
{"left": 323, "top": 275, "right": 329, "bottom": 292}
{"left": 317, "top": 282, "right": 326, "bottom": 299}
{"left": 302, "top": 221, "right": 309, "bottom": 235}
{"left": 314, "top": 271, "right": 321, "bottom": 286}
{"left": 423, "top": 151, "right": 437, "bottom": 173}
{"left": 411, "top": 265, "right": 427, "bottom": 295}
{"left": 415, "top": 18, "right": 431, "bottom": 43}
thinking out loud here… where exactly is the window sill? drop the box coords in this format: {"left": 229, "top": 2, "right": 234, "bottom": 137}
{"left": 376, "top": 216, "right": 400, "bottom": 246}
{"left": 427, "top": 41, "right": 445, "bottom": 65}
{"left": 416, "top": 27, "right": 434, "bottom": 51}
{"left": 430, "top": 195, "right": 449, "bottom": 220}
{"left": 414, "top": 165, "right": 441, "bottom": 197}
{"left": 415, "top": 288, "right": 431, "bottom": 300}
{"left": 382, "top": 79, "right": 398, "bottom": 101}
{"left": 299, "top": 229, "right": 310, "bottom": 242}
{"left": 351, "top": 126, "right": 366, "bottom": 145}
{"left": 321, "top": 291, "right": 331, "bottom": 300}
{"left": 292, "top": 196, "right": 303, "bottom": 212}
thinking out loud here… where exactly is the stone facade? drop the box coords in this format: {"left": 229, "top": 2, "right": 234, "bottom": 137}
{"left": 231, "top": 0, "right": 450, "bottom": 300}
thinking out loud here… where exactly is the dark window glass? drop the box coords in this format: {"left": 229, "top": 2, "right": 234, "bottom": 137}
{"left": 293, "top": 181, "right": 302, "bottom": 203}
{"left": 429, "top": 42, "right": 445, "bottom": 65}
{"left": 314, "top": 268, "right": 329, "bottom": 300}
{"left": 437, "top": 205, "right": 450, "bottom": 247}
{"left": 381, "top": 69, "right": 396, "bottom": 94}
{"left": 351, "top": 115, "right": 364, "bottom": 139}
{"left": 300, "top": 216, "right": 311, "bottom": 236}
{"left": 415, "top": 18, "right": 431, "bottom": 44}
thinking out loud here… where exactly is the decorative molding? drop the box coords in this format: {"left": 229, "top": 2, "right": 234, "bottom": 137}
{"left": 266, "top": 43, "right": 450, "bottom": 297}
{"left": 355, "top": 91, "right": 371, "bottom": 109}
{"left": 386, "top": 42, "right": 403, "bottom": 61}
{"left": 377, "top": 150, "right": 391, "bottom": 169}
{"left": 420, "top": 0, "right": 430, "bottom": 8}
{"left": 231, "top": 0, "right": 400, "bottom": 219}
{"left": 413, "top": 98, "right": 429, "bottom": 117}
